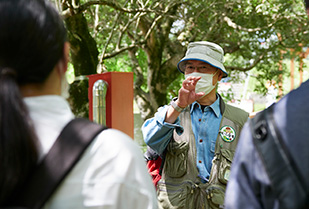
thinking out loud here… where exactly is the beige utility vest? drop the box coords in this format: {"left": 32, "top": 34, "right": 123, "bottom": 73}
{"left": 157, "top": 99, "right": 249, "bottom": 209}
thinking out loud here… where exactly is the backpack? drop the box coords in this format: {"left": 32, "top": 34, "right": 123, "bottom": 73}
{"left": 250, "top": 104, "right": 309, "bottom": 209}
{"left": 2, "top": 118, "right": 107, "bottom": 209}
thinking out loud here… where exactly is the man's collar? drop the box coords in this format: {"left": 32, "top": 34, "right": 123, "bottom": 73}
{"left": 190, "top": 94, "right": 221, "bottom": 117}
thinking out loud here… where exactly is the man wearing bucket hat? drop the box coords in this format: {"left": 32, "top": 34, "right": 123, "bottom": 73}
{"left": 142, "top": 41, "right": 249, "bottom": 208}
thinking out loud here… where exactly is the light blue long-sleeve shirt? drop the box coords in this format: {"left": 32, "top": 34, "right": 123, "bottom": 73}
{"left": 142, "top": 96, "right": 222, "bottom": 182}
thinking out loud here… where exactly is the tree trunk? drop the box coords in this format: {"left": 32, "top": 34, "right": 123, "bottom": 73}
{"left": 135, "top": 4, "right": 185, "bottom": 120}
{"left": 63, "top": 2, "right": 99, "bottom": 118}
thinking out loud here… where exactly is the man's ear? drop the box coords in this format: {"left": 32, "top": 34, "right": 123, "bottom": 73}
{"left": 62, "top": 42, "right": 70, "bottom": 73}
{"left": 217, "top": 70, "right": 223, "bottom": 81}
{"left": 56, "top": 42, "right": 70, "bottom": 76}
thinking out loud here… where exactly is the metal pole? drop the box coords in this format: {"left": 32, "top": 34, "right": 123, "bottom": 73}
{"left": 92, "top": 79, "right": 108, "bottom": 125}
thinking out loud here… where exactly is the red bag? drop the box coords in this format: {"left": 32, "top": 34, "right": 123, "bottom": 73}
{"left": 147, "top": 156, "right": 162, "bottom": 188}
{"left": 144, "top": 147, "right": 165, "bottom": 189}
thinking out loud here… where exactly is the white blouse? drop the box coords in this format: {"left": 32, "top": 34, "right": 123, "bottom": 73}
{"left": 24, "top": 95, "right": 158, "bottom": 209}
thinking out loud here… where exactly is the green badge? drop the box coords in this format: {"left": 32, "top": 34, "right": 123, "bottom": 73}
{"left": 220, "top": 126, "right": 236, "bottom": 142}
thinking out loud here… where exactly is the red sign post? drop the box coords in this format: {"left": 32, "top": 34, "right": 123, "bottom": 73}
{"left": 88, "top": 72, "right": 134, "bottom": 138}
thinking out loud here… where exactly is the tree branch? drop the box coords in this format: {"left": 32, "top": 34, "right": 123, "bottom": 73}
{"left": 118, "top": 12, "right": 145, "bottom": 48}
{"left": 62, "top": 0, "right": 161, "bottom": 17}
{"left": 143, "top": 2, "right": 182, "bottom": 41}
{"left": 101, "top": 1, "right": 183, "bottom": 60}
{"left": 98, "top": 12, "right": 121, "bottom": 69}
{"left": 225, "top": 40, "right": 283, "bottom": 72}
{"left": 222, "top": 13, "right": 275, "bottom": 32}
{"left": 225, "top": 52, "right": 266, "bottom": 72}
{"left": 103, "top": 43, "right": 143, "bottom": 59}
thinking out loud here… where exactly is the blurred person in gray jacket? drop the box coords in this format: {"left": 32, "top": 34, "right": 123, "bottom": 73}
{"left": 224, "top": 1, "right": 309, "bottom": 209}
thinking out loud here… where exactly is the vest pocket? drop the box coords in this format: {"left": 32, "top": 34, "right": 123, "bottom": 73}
{"left": 218, "top": 149, "right": 234, "bottom": 185}
{"left": 205, "top": 184, "right": 225, "bottom": 209}
{"left": 165, "top": 140, "right": 189, "bottom": 178}
{"left": 157, "top": 181, "right": 188, "bottom": 208}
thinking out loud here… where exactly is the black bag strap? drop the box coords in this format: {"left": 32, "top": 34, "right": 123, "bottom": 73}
{"left": 15, "top": 118, "right": 107, "bottom": 209}
{"left": 250, "top": 105, "right": 308, "bottom": 209}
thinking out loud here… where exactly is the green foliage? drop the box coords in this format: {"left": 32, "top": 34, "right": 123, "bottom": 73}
{"left": 254, "top": 61, "right": 288, "bottom": 96}
{"left": 166, "top": 73, "right": 184, "bottom": 100}
{"left": 104, "top": 54, "right": 132, "bottom": 72}
{"left": 219, "top": 86, "right": 236, "bottom": 102}
{"left": 66, "top": 63, "right": 75, "bottom": 84}
{"left": 134, "top": 48, "right": 149, "bottom": 91}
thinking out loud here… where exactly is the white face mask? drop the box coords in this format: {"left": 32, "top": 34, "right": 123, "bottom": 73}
{"left": 185, "top": 71, "right": 218, "bottom": 98}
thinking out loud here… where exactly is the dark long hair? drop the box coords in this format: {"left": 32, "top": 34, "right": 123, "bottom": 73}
{"left": 0, "top": 0, "right": 67, "bottom": 204}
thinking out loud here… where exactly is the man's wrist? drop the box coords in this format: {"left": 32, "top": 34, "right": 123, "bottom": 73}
{"left": 171, "top": 100, "right": 185, "bottom": 112}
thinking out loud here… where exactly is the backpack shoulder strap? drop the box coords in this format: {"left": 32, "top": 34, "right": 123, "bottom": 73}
{"left": 250, "top": 105, "right": 308, "bottom": 208}
{"left": 16, "top": 118, "right": 107, "bottom": 209}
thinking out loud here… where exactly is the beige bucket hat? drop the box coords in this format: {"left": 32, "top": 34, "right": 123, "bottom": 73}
{"left": 177, "top": 41, "right": 228, "bottom": 78}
